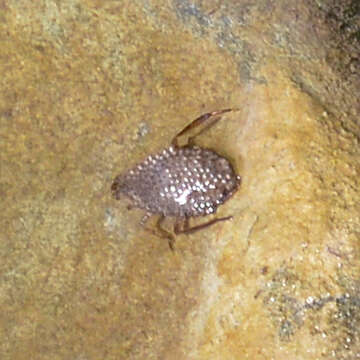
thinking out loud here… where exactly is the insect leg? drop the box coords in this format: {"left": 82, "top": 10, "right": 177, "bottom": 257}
{"left": 140, "top": 212, "right": 152, "bottom": 226}
{"left": 175, "top": 216, "right": 233, "bottom": 235}
{"left": 143, "top": 215, "right": 175, "bottom": 250}
{"left": 174, "top": 216, "right": 189, "bottom": 235}
{"left": 156, "top": 215, "right": 176, "bottom": 251}
{"left": 171, "top": 109, "right": 235, "bottom": 147}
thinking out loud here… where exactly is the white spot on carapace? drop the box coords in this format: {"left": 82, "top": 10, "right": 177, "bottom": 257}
{"left": 175, "top": 188, "right": 192, "bottom": 205}
{"left": 195, "top": 180, "right": 206, "bottom": 192}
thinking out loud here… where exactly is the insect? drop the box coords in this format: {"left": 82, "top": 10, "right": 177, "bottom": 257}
{"left": 111, "top": 109, "right": 241, "bottom": 250}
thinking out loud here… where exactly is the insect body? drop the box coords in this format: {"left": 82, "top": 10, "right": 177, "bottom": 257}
{"left": 111, "top": 109, "right": 241, "bottom": 249}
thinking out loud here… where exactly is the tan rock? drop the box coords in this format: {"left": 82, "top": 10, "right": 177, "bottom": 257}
{"left": 0, "top": 1, "right": 359, "bottom": 359}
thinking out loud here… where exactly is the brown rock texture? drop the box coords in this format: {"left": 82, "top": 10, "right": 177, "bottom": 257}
{"left": 0, "top": 0, "right": 359, "bottom": 359}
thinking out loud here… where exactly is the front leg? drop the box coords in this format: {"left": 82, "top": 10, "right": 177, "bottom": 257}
{"left": 155, "top": 215, "right": 176, "bottom": 251}
{"left": 143, "top": 215, "right": 175, "bottom": 250}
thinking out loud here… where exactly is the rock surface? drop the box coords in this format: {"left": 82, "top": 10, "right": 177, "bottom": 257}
{"left": 0, "top": 1, "right": 359, "bottom": 359}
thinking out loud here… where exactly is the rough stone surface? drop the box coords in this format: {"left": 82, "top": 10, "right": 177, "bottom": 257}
{"left": 0, "top": 1, "right": 359, "bottom": 359}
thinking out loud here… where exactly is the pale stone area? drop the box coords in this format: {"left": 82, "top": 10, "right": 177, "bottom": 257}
{"left": 0, "top": 1, "right": 359, "bottom": 359}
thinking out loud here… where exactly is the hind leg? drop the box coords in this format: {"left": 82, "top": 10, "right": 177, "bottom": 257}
{"left": 171, "top": 109, "right": 236, "bottom": 147}
{"left": 174, "top": 215, "right": 233, "bottom": 235}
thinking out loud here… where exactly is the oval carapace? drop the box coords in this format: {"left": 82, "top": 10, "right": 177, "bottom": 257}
{"left": 111, "top": 145, "right": 240, "bottom": 217}
{"left": 111, "top": 109, "right": 241, "bottom": 249}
